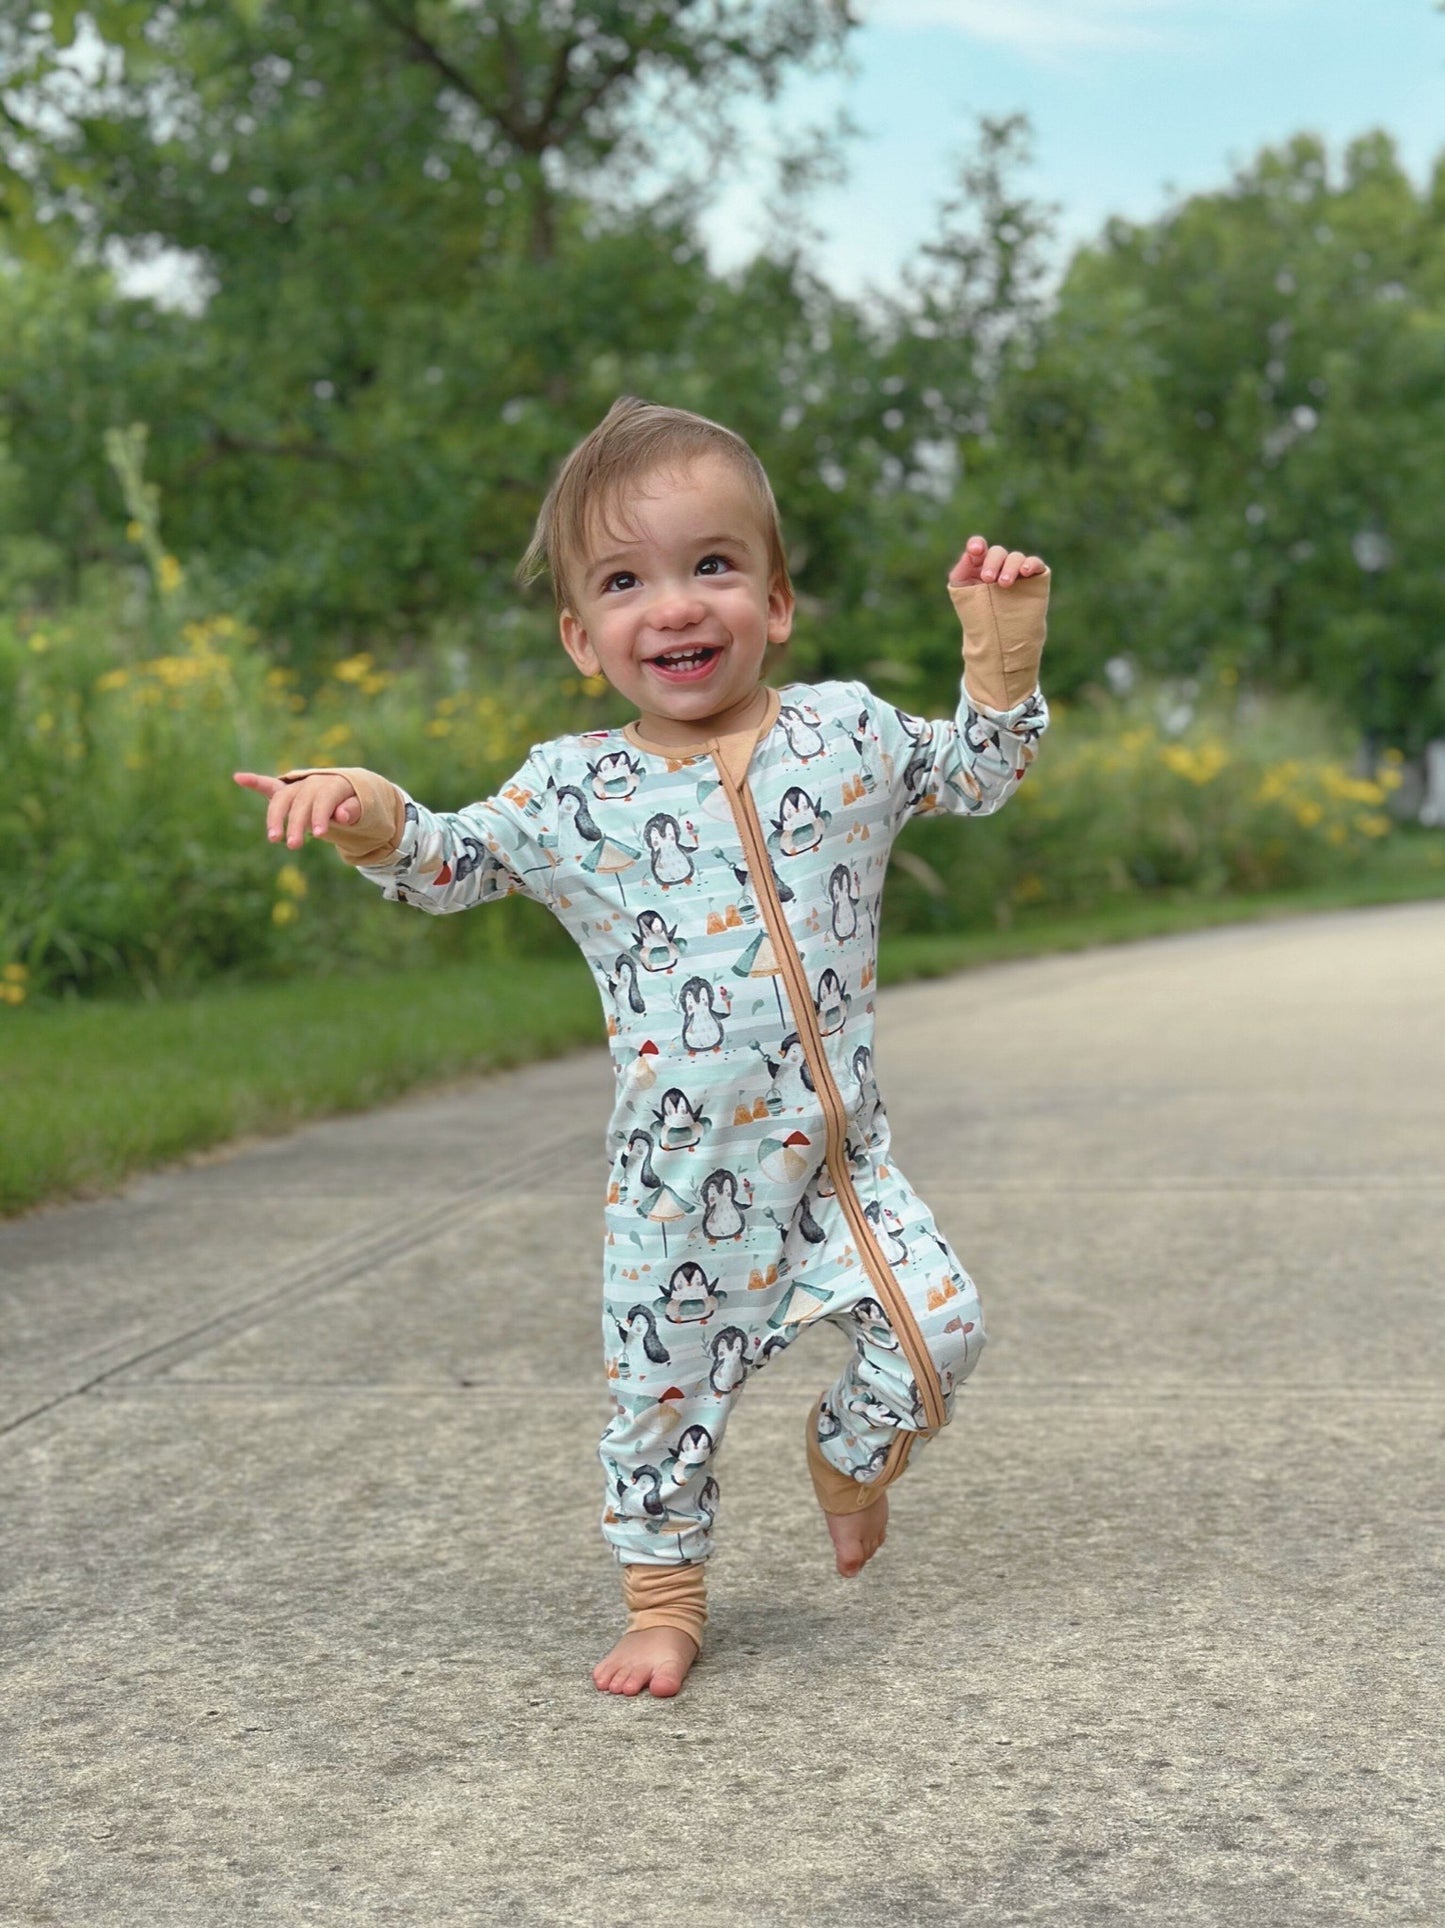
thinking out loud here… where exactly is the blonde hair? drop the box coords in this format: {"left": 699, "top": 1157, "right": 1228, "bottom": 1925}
{"left": 518, "top": 395, "right": 792, "bottom": 614}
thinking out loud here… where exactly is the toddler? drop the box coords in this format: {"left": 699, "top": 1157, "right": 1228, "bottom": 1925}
{"left": 235, "top": 396, "right": 1051, "bottom": 1699}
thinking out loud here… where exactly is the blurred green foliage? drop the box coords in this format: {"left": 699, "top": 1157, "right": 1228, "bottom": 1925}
{"left": 0, "top": 4, "right": 1439, "bottom": 1006}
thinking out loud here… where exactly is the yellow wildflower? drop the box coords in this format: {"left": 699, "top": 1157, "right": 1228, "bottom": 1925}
{"left": 126, "top": 520, "right": 145, "bottom": 542}
{"left": 272, "top": 900, "right": 300, "bottom": 927}
{"left": 265, "top": 667, "right": 295, "bottom": 689}
{"left": 1293, "top": 801, "right": 1323, "bottom": 828}
{"left": 35, "top": 712, "right": 54, "bottom": 734}
{"left": 1356, "top": 814, "right": 1392, "bottom": 838}
{"left": 582, "top": 674, "right": 609, "bottom": 699}
{"left": 1326, "top": 824, "right": 1348, "bottom": 847}
{"left": 28, "top": 633, "right": 49, "bottom": 654}
{"left": 425, "top": 718, "right": 453, "bottom": 738}
{"left": 2, "top": 963, "right": 28, "bottom": 983}
{"left": 331, "top": 653, "right": 374, "bottom": 683}
{"left": 359, "top": 673, "right": 392, "bottom": 695}
{"left": 95, "top": 668, "right": 131, "bottom": 693}
{"left": 288, "top": 694, "right": 307, "bottom": 712}
{"left": 276, "top": 864, "right": 308, "bottom": 899}
{"left": 157, "top": 554, "right": 184, "bottom": 595}
{"left": 317, "top": 724, "right": 354, "bottom": 750}
{"left": 1013, "top": 873, "right": 1047, "bottom": 904}
{"left": 0, "top": 983, "right": 25, "bottom": 1006}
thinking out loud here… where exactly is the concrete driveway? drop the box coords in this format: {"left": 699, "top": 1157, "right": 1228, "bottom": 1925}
{"left": 3, "top": 901, "right": 1441, "bottom": 1925}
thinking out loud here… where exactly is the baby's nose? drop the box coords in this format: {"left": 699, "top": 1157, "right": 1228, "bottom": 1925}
{"left": 647, "top": 590, "right": 707, "bottom": 630}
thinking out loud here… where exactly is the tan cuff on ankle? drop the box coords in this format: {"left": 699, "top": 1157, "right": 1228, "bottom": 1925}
{"left": 805, "top": 1401, "right": 918, "bottom": 1515}
{"left": 622, "top": 1562, "right": 706, "bottom": 1653}
{"left": 277, "top": 765, "right": 408, "bottom": 866}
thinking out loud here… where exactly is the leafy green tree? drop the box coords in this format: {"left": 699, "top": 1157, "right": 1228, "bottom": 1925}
{"left": 0, "top": 1, "right": 856, "bottom": 655}
{"left": 987, "top": 131, "right": 1445, "bottom": 753}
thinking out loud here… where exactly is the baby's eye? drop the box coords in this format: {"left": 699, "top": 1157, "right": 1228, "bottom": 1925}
{"left": 696, "top": 553, "right": 732, "bottom": 576}
{"left": 602, "top": 570, "right": 639, "bottom": 593}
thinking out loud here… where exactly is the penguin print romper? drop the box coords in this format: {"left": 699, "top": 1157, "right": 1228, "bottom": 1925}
{"left": 336, "top": 589, "right": 1049, "bottom": 1571}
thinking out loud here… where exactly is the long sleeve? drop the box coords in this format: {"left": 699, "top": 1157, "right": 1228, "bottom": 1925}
{"left": 280, "top": 747, "right": 560, "bottom": 914}
{"left": 871, "top": 568, "right": 1051, "bottom": 828}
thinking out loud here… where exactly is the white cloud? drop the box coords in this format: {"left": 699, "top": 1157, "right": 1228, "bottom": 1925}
{"left": 867, "top": 0, "right": 1192, "bottom": 54}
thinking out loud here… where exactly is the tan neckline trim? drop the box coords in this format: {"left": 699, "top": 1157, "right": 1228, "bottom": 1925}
{"left": 622, "top": 685, "right": 781, "bottom": 759}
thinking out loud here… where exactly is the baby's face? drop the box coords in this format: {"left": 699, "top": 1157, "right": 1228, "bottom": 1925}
{"left": 559, "top": 453, "right": 793, "bottom": 727}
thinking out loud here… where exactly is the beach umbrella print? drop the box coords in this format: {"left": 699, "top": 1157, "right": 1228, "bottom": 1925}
{"left": 642, "top": 1182, "right": 693, "bottom": 1257}
{"left": 732, "top": 929, "right": 788, "bottom": 1026}
{"left": 580, "top": 834, "right": 642, "bottom": 903}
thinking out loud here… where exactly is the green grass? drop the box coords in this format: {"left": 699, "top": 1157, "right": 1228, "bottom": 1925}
{"left": 3, "top": 839, "right": 1440, "bottom": 1220}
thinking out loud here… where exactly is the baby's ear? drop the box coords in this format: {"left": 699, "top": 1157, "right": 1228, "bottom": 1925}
{"left": 559, "top": 608, "right": 601, "bottom": 676}
{"left": 766, "top": 573, "right": 794, "bottom": 647}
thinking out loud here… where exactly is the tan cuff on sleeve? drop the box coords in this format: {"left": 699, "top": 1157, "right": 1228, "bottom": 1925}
{"left": 805, "top": 1399, "right": 917, "bottom": 1514}
{"left": 277, "top": 765, "right": 408, "bottom": 866}
{"left": 949, "top": 566, "right": 1050, "bottom": 714}
{"left": 621, "top": 1562, "right": 707, "bottom": 1653}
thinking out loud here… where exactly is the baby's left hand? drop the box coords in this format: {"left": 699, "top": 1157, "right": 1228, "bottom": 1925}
{"left": 948, "top": 534, "right": 1047, "bottom": 588}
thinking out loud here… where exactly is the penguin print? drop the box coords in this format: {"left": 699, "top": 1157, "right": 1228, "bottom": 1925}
{"left": 852, "top": 1044, "right": 885, "bottom": 1138}
{"left": 724, "top": 853, "right": 794, "bottom": 907}
{"left": 963, "top": 704, "right": 1004, "bottom": 760}
{"left": 771, "top": 786, "right": 831, "bottom": 859}
{"left": 664, "top": 1423, "right": 715, "bottom": 1484}
{"left": 607, "top": 952, "right": 647, "bottom": 1020}
{"left": 848, "top": 1295, "right": 899, "bottom": 1353}
{"left": 890, "top": 710, "right": 936, "bottom": 808}
{"left": 589, "top": 749, "right": 642, "bottom": 802}
{"left": 851, "top": 1444, "right": 893, "bottom": 1483}
{"left": 697, "top": 1476, "right": 720, "bottom": 1534}
{"left": 700, "top": 1168, "right": 751, "bottom": 1241}
{"left": 659, "top": 1260, "right": 725, "bottom": 1324}
{"left": 777, "top": 1193, "right": 827, "bottom": 1272}
{"left": 653, "top": 1087, "right": 711, "bottom": 1152}
{"left": 618, "top": 1465, "right": 667, "bottom": 1519}
{"left": 708, "top": 1326, "right": 750, "bottom": 1396}
{"left": 616, "top": 1301, "right": 672, "bottom": 1366}
{"left": 644, "top": 812, "right": 699, "bottom": 888}
{"left": 556, "top": 785, "right": 642, "bottom": 893}
{"left": 631, "top": 908, "right": 685, "bottom": 974}
{"left": 828, "top": 863, "right": 860, "bottom": 941}
{"left": 815, "top": 968, "right": 851, "bottom": 1036}
{"left": 777, "top": 702, "right": 826, "bottom": 762}
{"left": 619, "top": 1128, "right": 662, "bottom": 1195}
{"left": 353, "top": 655, "right": 1052, "bottom": 1568}
{"left": 679, "top": 976, "right": 728, "bottom": 1053}
{"left": 766, "top": 1032, "right": 816, "bottom": 1101}
{"left": 863, "top": 1198, "right": 910, "bottom": 1267}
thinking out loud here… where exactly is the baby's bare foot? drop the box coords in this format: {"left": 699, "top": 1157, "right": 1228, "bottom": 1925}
{"left": 825, "top": 1491, "right": 889, "bottom": 1577}
{"left": 592, "top": 1626, "right": 698, "bottom": 1698}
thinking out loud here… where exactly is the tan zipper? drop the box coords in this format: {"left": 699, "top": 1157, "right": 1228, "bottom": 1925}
{"left": 713, "top": 748, "right": 948, "bottom": 1436}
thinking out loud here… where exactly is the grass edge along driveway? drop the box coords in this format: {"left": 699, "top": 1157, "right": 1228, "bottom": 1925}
{"left": 3, "top": 854, "right": 1442, "bottom": 1221}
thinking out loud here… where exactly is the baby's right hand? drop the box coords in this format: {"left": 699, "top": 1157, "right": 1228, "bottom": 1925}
{"left": 232, "top": 770, "right": 361, "bottom": 849}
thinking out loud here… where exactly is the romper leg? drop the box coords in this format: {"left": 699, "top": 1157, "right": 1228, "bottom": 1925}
{"left": 807, "top": 1175, "right": 987, "bottom": 1511}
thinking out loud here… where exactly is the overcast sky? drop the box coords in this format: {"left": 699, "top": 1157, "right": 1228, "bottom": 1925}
{"left": 704, "top": 0, "right": 1445, "bottom": 296}
{"left": 105, "top": 0, "right": 1445, "bottom": 312}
